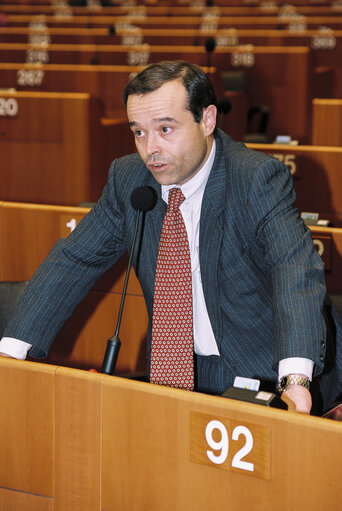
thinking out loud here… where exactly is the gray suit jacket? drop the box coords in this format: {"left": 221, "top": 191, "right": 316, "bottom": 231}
{"left": 4, "top": 130, "right": 328, "bottom": 397}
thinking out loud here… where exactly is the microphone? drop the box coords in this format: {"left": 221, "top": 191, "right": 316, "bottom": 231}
{"left": 217, "top": 97, "right": 232, "bottom": 129}
{"left": 101, "top": 186, "right": 157, "bottom": 375}
{"left": 108, "top": 24, "right": 116, "bottom": 35}
{"left": 204, "top": 37, "right": 216, "bottom": 72}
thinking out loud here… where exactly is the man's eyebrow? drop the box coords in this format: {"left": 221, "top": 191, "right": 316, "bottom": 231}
{"left": 156, "top": 117, "right": 179, "bottom": 124}
{"left": 128, "top": 117, "right": 179, "bottom": 128}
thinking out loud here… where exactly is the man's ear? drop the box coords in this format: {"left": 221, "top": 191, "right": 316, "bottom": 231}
{"left": 202, "top": 105, "right": 217, "bottom": 136}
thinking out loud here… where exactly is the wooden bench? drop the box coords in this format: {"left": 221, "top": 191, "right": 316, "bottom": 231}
{"left": 0, "top": 200, "right": 148, "bottom": 372}
{"left": 247, "top": 142, "right": 342, "bottom": 227}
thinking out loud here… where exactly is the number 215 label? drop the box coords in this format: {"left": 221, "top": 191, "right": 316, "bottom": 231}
{"left": 190, "top": 411, "right": 270, "bottom": 479}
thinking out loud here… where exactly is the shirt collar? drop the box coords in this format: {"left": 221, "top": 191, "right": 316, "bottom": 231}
{"left": 161, "top": 139, "right": 216, "bottom": 204}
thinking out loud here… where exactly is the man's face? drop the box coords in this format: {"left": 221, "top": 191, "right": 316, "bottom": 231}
{"left": 126, "top": 80, "right": 217, "bottom": 186}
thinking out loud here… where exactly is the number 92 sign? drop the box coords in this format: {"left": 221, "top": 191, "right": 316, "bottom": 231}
{"left": 190, "top": 411, "right": 270, "bottom": 480}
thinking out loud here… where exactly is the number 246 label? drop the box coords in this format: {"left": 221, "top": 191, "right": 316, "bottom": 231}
{"left": 190, "top": 411, "right": 270, "bottom": 479}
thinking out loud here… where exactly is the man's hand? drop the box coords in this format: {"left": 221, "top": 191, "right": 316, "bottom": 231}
{"left": 283, "top": 385, "right": 312, "bottom": 414}
{"left": 0, "top": 352, "right": 15, "bottom": 359}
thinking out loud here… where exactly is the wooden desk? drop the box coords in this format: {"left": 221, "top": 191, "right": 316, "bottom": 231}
{"left": 0, "top": 201, "right": 148, "bottom": 372}
{"left": 1, "top": 358, "right": 342, "bottom": 511}
{"left": 247, "top": 143, "right": 342, "bottom": 228}
{"left": 0, "top": 90, "right": 117, "bottom": 205}
{"left": 0, "top": 62, "right": 148, "bottom": 118}
{"left": 310, "top": 226, "right": 342, "bottom": 294}
{"left": 312, "top": 98, "right": 342, "bottom": 146}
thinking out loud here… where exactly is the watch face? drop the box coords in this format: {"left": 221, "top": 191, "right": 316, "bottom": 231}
{"left": 279, "top": 376, "right": 287, "bottom": 389}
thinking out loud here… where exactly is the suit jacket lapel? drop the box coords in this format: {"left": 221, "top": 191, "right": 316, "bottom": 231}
{"left": 199, "top": 133, "right": 228, "bottom": 352}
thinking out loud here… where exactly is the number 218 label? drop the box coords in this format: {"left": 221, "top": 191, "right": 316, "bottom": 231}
{"left": 190, "top": 411, "right": 270, "bottom": 479}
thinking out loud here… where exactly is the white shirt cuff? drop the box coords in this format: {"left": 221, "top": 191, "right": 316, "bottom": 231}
{"left": 0, "top": 337, "right": 32, "bottom": 360}
{"left": 278, "top": 357, "right": 314, "bottom": 381}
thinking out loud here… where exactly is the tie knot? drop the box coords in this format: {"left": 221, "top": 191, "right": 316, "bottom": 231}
{"left": 168, "top": 188, "right": 185, "bottom": 209}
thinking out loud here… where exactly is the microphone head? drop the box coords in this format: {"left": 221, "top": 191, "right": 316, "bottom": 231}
{"left": 217, "top": 97, "right": 232, "bottom": 115}
{"left": 204, "top": 37, "right": 216, "bottom": 54}
{"left": 130, "top": 186, "right": 157, "bottom": 212}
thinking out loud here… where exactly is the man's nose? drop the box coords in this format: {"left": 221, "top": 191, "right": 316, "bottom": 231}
{"left": 146, "top": 133, "right": 161, "bottom": 156}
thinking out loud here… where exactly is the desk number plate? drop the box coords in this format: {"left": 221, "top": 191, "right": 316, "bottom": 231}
{"left": 190, "top": 411, "right": 270, "bottom": 480}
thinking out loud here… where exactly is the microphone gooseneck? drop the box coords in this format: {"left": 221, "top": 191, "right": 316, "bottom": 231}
{"left": 101, "top": 186, "right": 157, "bottom": 375}
{"left": 204, "top": 37, "right": 216, "bottom": 72}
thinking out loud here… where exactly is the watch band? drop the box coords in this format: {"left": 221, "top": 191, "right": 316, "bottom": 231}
{"left": 278, "top": 374, "right": 310, "bottom": 393}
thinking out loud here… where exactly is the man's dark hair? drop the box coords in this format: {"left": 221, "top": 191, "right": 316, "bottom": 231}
{"left": 122, "top": 61, "right": 217, "bottom": 123}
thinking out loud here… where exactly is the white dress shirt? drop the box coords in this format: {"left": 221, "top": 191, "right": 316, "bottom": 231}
{"left": 0, "top": 139, "right": 314, "bottom": 380}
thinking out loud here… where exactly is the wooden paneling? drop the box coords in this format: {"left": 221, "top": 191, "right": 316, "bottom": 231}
{"left": 0, "top": 359, "right": 55, "bottom": 497}
{"left": 312, "top": 98, "right": 342, "bottom": 146}
{"left": 1, "top": 357, "right": 342, "bottom": 511}
{"left": 0, "top": 488, "right": 53, "bottom": 511}
{"left": 0, "top": 91, "right": 109, "bottom": 205}
{"left": 246, "top": 143, "right": 342, "bottom": 227}
{"left": 101, "top": 374, "right": 342, "bottom": 511}
{"left": 54, "top": 367, "right": 102, "bottom": 511}
{"left": 0, "top": 201, "right": 148, "bottom": 372}
{"left": 310, "top": 226, "right": 342, "bottom": 294}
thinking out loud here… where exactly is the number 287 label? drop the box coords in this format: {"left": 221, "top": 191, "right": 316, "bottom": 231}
{"left": 190, "top": 411, "right": 270, "bottom": 479}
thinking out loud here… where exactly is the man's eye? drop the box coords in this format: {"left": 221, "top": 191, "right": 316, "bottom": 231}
{"left": 161, "top": 126, "right": 171, "bottom": 134}
{"left": 134, "top": 130, "right": 144, "bottom": 138}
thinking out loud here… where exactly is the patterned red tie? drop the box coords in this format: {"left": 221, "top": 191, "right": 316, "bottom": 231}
{"left": 150, "top": 187, "right": 194, "bottom": 390}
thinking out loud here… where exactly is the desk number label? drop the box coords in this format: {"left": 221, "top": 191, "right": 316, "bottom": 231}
{"left": 17, "top": 69, "right": 44, "bottom": 87}
{"left": 190, "top": 411, "right": 270, "bottom": 479}
{"left": 0, "top": 98, "right": 18, "bottom": 117}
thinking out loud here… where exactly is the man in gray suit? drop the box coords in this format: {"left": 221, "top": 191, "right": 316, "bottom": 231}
{"left": 0, "top": 61, "right": 332, "bottom": 414}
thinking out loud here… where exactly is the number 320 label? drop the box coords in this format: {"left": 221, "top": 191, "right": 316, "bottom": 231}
{"left": 190, "top": 411, "right": 270, "bottom": 479}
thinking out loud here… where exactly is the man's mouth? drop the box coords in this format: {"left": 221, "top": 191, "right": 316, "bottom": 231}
{"left": 149, "top": 163, "right": 167, "bottom": 170}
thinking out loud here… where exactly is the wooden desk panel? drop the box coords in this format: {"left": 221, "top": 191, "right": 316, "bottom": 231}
{"left": 0, "top": 201, "right": 148, "bottom": 372}
{"left": 247, "top": 143, "right": 342, "bottom": 227}
{"left": 310, "top": 226, "right": 342, "bottom": 294}
{"left": 1, "top": 353, "right": 342, "bottom": 511}
{"left": 0, "top": 62, "right": 142, "bottom": 118}
{"left": 0, "top": 360, "right": 55, "bottom": 497}
{"left": 312, "top": 98, "right": 342, "bottom": 146}
{"left": 101, "top": 375, "right": 342, "bottom": 511}
{"left": 0, "top": 91, "right": 108, "bottom": 205}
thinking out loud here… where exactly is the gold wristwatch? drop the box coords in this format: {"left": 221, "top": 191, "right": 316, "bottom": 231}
{"left": 278, "top": 374, "right": 310, "bottom": 393}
